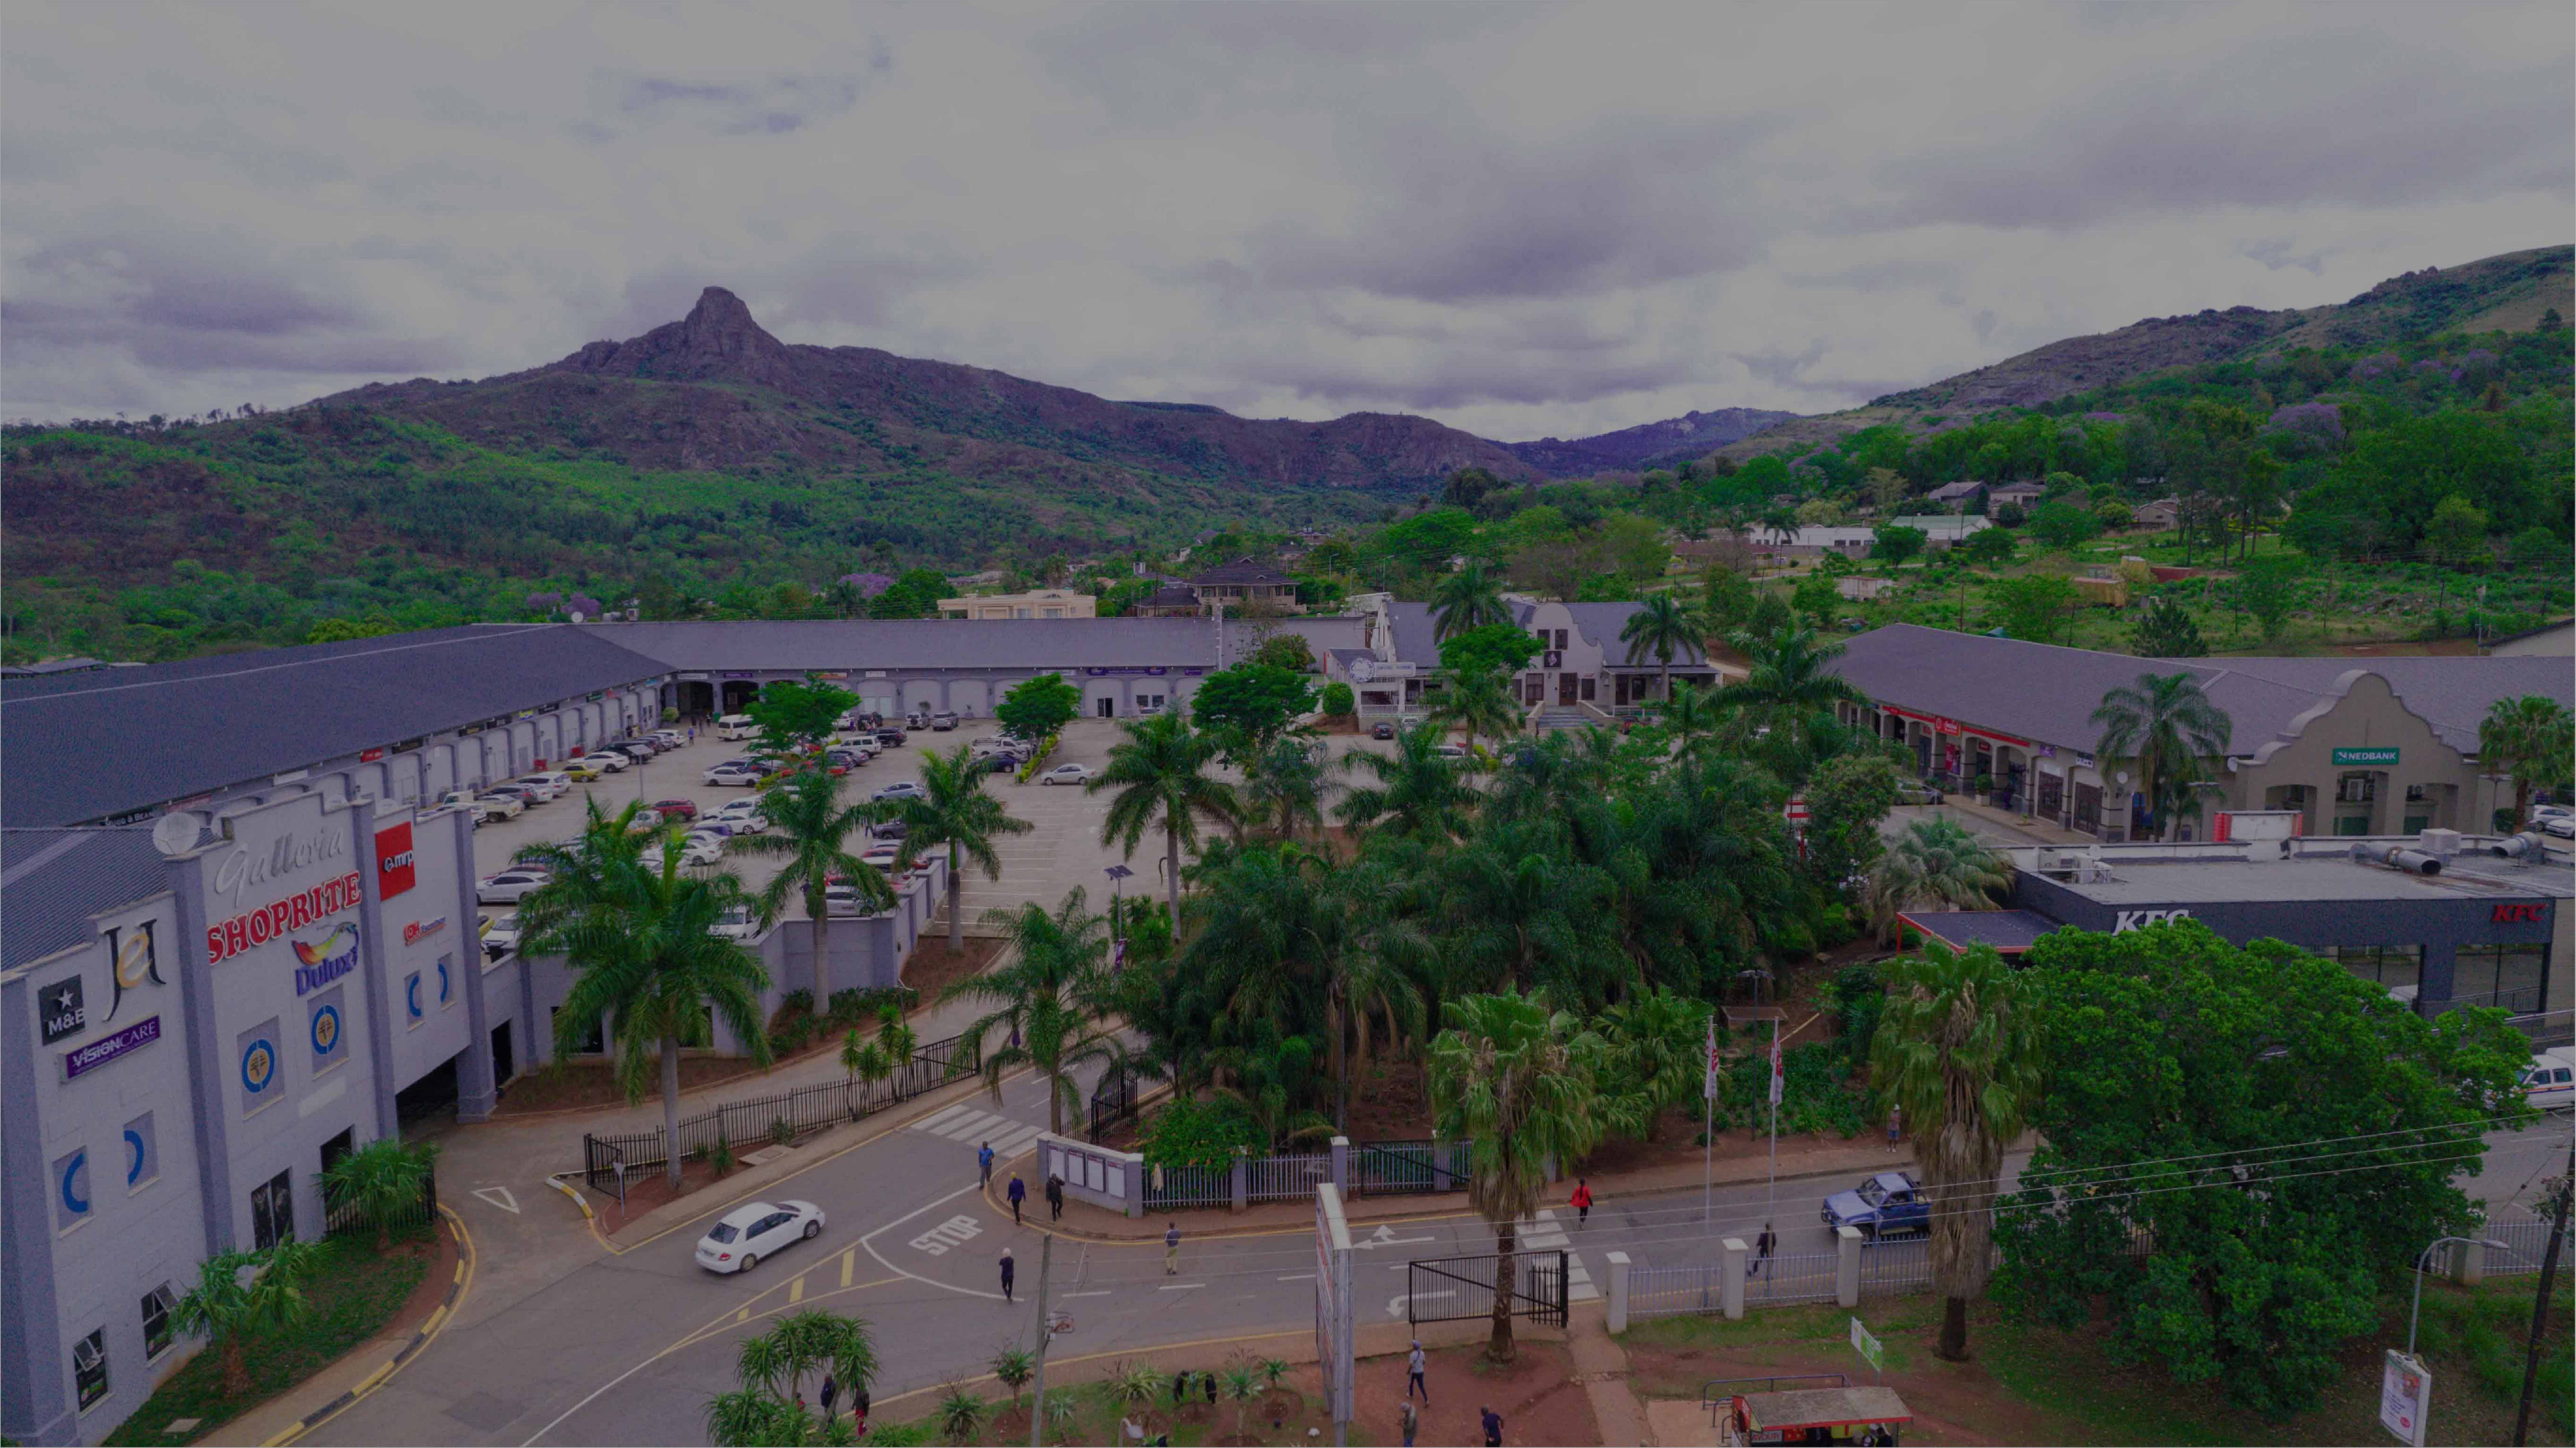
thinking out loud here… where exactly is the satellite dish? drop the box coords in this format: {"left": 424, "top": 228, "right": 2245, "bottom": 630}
{"left": 152, "top": 811, "right": 205, "bottom": 857}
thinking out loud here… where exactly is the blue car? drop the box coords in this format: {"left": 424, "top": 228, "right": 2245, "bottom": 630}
{"left": 1820, "top": 1171, "right": 1929, "bottom": 1239}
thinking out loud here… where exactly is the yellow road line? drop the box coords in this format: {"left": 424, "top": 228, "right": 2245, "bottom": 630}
{"left": 271, "top": 1205, "right": 479, "bottom": 1446}
{"left": 788, "top": 1275, "right": 804, "bottom": 1304}
{"left": 841, "top": 1249, "right": 855, "bottom": 1288}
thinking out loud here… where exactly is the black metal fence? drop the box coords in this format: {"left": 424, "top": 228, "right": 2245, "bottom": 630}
{"left": 1088, "top": 1067, "right": 1137, "bottom": 1143}
{"left": 1352, "top": 1138, "right": 1470, "bottom": 1196}
{"left": 582, "top": 1027, "right": 979, "bottom": 1188}
{"left": 1405, "top": 1251, "right": 1567, "bottom": 1330}
{"left": 324, "top": 1166, "right": 439, "bottom": 1241}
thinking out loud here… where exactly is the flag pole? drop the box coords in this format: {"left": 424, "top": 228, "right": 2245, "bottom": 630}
{"left": 1702, "top": 1015, "right": 1717, "bottom": 1226}
{"left": 1766, "top": 1017, "right": 1782, "bottom": 1232}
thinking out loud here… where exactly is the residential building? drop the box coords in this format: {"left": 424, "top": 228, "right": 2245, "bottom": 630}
{"left": 1183, "top": 558, "right": 1303, "bottom": 614}
{"left": 937, "top": 588, "right": 1097, "bottom": 621}
{"left": 1985, "top": 481, "right": 2047, "bottom": 511}
{"left": 1924, "top": 479, "right": 1986, "bottom": 510}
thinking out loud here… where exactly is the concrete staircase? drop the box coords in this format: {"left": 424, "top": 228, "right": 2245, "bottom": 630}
{"left": 1531, "top": 708, "right": 1598, "bottom": 733}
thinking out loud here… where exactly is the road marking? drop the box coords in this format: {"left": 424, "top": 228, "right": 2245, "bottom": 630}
{"left": 859, "top": 1183, "right": 1006, "bottom": 1301}
{"left": 1277, "top": 1274, "right": 1314, "bottom": 1281}
{"left": 914, "top": 1103, "right": 977, "bottom": 1133}
{"left": 789, "top": 1276, "right": 804, "bottom": 1304}
{"left": 1159, "top": 1282, "right": 1205, "bottom": 1291}
{"left": 735, "top": 1308, "right": 749, "bottom": 1324}
{"left": 841, "top": 1249, "right": 855, "bottom": 1288}
{"left": 1065, "top": 1290, "right": 1113, "bottom": 1298}
{"left": 908, "top": 1214, "right": 985, "bottom": 1256}
{"left": 470, "top": 1186, "right": 521, "bottom": 1214}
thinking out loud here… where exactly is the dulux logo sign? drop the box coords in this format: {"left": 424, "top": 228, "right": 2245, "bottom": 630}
{"left": 2112, "top": 908, "right": 2193, "bottom": 933}
{"left": 292, "top": 924, "right": 361, "bottom": 996}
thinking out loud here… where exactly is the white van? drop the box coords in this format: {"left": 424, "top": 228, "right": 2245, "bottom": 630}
{"left": 2520, "top": 1048, "right": 2574, "bottom": 1112}
{"left": 716, "top": 713, "right": 757, "bottom": 741}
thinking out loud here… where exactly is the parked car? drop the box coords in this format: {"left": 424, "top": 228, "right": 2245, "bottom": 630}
{"left": 652, "top": 798, "right": 700, "bottom": 822}
{"left": 678, "top": 834, "right": 726, "bottom": 868}
{"left": 871, "top": 819, "right": 911, "bottom": 842}
{"left": 483, "top": 783, "right": 542, "bottom": 809}
{"left": 651, "top": 730, "right": 686, "bottom": 747}
{"left": 1397, "top": 713, "right": 1426, "bottom": 730}
{"left": 705, "top": 763, "right": 763, "bottom": 786}
{"left": 823, "top": 877, "right": 879, "bottom": 915}
{"left": 1370, "top": 720, "right": 1396, "bottom": 740}
{"left": 2521, "top": 1049, "right": 2575, "bottom": 1111}
{"left": 874, "top": 782, "right": 925, "bottom": 802}
{"left": 473, "top": 791, "right": 529, "bottom": 819}
{"left": 517, "top": 771, "right": 575, "bottom": 800}
{"left": 857, "top": 842, "right": 905, "bottom": 870}
{"left": 617, "top": 740, "right": 661, "bottom": 760}
{"left": 1894, "top": 781, "right": 1945, "bottom": 807}
{"left": 874, "top": 727, "right": 908, "bottom": 747}
{"left": 589, "top": 750, "right": 630, "bottom": 772}
{"left": 695, "top": 1199, "right": 825, "bottom": 1274}
{"left": 476, "top": 868, "right": 552, "bottom": 905}
{"left": 710, "top": 903, "right": 761, "bottom": 941}
{"left": 625, "top": 808, "right": 665, "bottom": 834}
{"left": 2543, "top": 815, "right": 2576, "bottom": 841}
{"left": 1432, "top": 743, "right": 1468, "bottom": 760}
{"left": 482, "top": 912, "right": 521, "bottom": 959}
{"left": 930, "top": 711, "right": 960, "bottom": 731}
{"left": 1038, "top": 763, "right": 1096, "bottom": 787}
{"left": 562, "top": 757, "right": 611, "bottom": 782}
{"left": 1821, "top": 1171, "right": 1929, "bottom": 1239}
{"left": 710, "top": 799, "right": 770, "bottom": 833}
{"left": 984, "top": 754, "right": 1017, "bottom": 775}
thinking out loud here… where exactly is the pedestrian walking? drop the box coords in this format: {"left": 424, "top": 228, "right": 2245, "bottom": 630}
{"left": 1164, "top": 1221, "right": 1182, "bottom": 1275}
{"left": 1046, "top": 1173, "right": 1065, "bottom": 1222}
{"left": 1481, "top": 1403, "right": 1503, "bottom": 1446}
{"left": 1007, "top": 1174, "right": 1026, "bottom": 1225}
{"left": 1406, "top": 1340, "right": 1429, "bottom": 1403}
{"left": 1570, "top": 1178, "right": 1592, "bottom": 1228}
{"left": 999, "top": 1247, "right": 1016, "bottom": 1301}
{"left": 852, "top": 1388, "right": 869, "bottom": 1436}
{"left": 979, "top": 1141, "right": 995, "bottom": 1186}
{"left": 819, "top": 1374, "right": 837, "bottom": 1423}
{"left": 1171, "top": 1370, "right": 1190, "bottom": 1407}
{"left": 1399, "top": 1399, "right": 1419, "bottom": 1448}
{"left": 1887, "top": 1105, "right": 1901, "bottom": 1148}
{"left": 1203, "top": 1371, "right": 1218, "bottom": 1407}
{"left": 1750, "top": 1222, "right": 1776, "bottom": 1278}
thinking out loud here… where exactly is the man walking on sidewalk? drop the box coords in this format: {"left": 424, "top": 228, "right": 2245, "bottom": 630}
{"left": 1164, "top": 1221, "right": 1182, "bottom": 1275}
{"left": 1045, "top": 1173, "right": 1065, "bottom": 1222}
{"left": 1886, "top": 1106, "right": 1901, "bottom": 1148}
{"left": 979, "top": 1141, "right": 995, "bottom": 1186}
{"left": 1007, "top": 1173, "right": 1026, "bottom": 1225}
{"left": 1406, "top": 1340, "right": 1428, "bottom": 1403}
{"left": 1480, "top": 1403, "right": 1503, "bottom": 1446}
{"left": 1570, "top": 1178, "right": 1592, "bottom": 1228}
{"left": 999, "top": 1247, "right": 1016, "bottom": 1303}
{"left": 1750, "top": 1222, "right": 1776, "bottom": 1278}
{"left": 1399, "top": 1399, "right": 1418, "bottom": 1447}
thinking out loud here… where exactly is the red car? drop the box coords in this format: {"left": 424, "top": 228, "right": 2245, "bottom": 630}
{"left": 651, "top": 798, "right": 699, "bottom": 822}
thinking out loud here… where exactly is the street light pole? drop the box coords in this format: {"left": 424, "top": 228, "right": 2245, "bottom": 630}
{"left": 2408, "top": 1233, "right": 2509, "bottom": 1359}
{"left": 1105, "top": 864, "right": 1133, "bottom": 969}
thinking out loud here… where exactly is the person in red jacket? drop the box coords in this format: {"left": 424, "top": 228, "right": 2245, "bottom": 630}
{"left": 1570, "top": 1179, "right": 1593, "bottom": 1228}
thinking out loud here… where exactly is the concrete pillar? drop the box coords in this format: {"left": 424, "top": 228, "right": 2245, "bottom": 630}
{"left": 1122, "top": 1156, "right": 1144, "bottom": 1219}
{"left": 1720, "top": 1238, "right": 1747, "bottom": 1319}
{"left": 450, "top": 808, "right": 498, "bottom": 1121}
{"left": 1330, "top": 1135, "right": 1350, "bottom": 1199}
{"left": 352, "top": 806, "right": 403, "bottom": 1142}
{"left": 1231, "top": 1150, "right": 1249, "bottom": 1213}
{"left": 1606, "top": 1251, "right": 1631, "bottom": 1334}
{"left": 2450, "top": 1239, "right": 2486, "bottom": 1287}
{"left": 1836, "top": 1226, "right": 1862, "bottom": 1307}
{"left": 0, "top": 977, "right": 74, "bottom": 1446}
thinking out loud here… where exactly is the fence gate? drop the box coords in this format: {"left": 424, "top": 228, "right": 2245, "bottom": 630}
{"left": 1405, "top": 1251, "right": 1568, "bottom": 1330}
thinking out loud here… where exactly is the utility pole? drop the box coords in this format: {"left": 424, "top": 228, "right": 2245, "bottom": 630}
{"left": 1026, "top": 1233, "right": 1056, "bottom": 1448}
{"left": 2511, "top": 1143, "right": 2572, "bottom": 1447}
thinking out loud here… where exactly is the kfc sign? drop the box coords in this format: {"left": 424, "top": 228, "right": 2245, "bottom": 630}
{"left": 2492, "top": 902, "right": 2549, "bottom": 925}
{"left": 2112, "top": 908, "right": 2194, "bottom": 933}
{"left": 375, "top": 823, "right": 417, "bottom": 900}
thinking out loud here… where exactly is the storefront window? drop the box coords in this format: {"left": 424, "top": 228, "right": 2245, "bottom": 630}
{"left": 2324, "top": 945, "right": 2421, "bottom": 994}
{"left": 2453, "top": 944, "right": 2548, "bottom": 1015}
{"left": 142, "top": 1285, "right": 177, "bottom": 1359}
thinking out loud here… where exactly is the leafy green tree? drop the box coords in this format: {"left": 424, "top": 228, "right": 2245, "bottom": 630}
{"left": 1318, "top": 680, "right": 1355, "bottom": 719}
{"left": 1337, "top": 721, "right": 1478, "bottom": 842}
{"left": 537, "top": 834, "right": 776, "bottom": 1188}
{"left": 747, "top": 677, "right": 859, "bottom": 756}
{"left": 1426, "top": 989, "right": 1607, "bottom": 1361}
{"left": 1601, "top": 511, "right": 1672, "bottom": 583}
{"left": 996, "top": 672, "right": 1081, "bottom": 741}
{"left": 318, "top": 1136, "right": 438, "bottom": 1252}
{"left": 1870, "top": 942, "right": 2043, "bottom": 1362}
{"left": 1438, "top": 621, "right": 1542, "bottom": 680}
{"left": 1430, "top": 562, "right": 1513, "bottom": 640}
{"left": 2025, "top": 501, "right": 2104, "bottom": 551}
{"left": 1870, "top": 525, "right": 1928, "bottom": 572}
{"left": 941, "top": 891, "right": 1124, "bottom": 1134}
{"left": 1191, "top": 663, "right": 1316, "bottom": 762}
{"left": 1248, "top": 631, "right": 1315, "bottom": 672}
{"left": 1804, "top": 751, "right": 1901, "bottom": 898}
{"left": 2423, "top": 492, "right": 2492, "bottom": 566}
{"left": 900, "top": 744, "right": 1033, "bottom": 951}
{"left": 1790, "top": 569, "right": 1841, "bottom": 626}
{"left": 1984, "top": 573, "right": 2080, "bottom": 645}
{"left": 1433, "top": 664, "right": 1521, "bottom": 756}
{"left": 2129, "top": 595, "right": 2207, "bottom": 657}
{"left": 707, "top": 1309, "right": 875, "bottom": 1446}
{"left": 2227, "top": 556, "right": 2303, "bottom": 644}
{"left": 2478, "top": 695, "right": 2574, "bottom": 828}
{"left": 306, "top": 614, "right": 402, "bottom": 644}
{"left": 1618, "top": 592, "right": 1702, "bottom": 701}
{"left": 1864, "top": 817, "right": 2011, "bottom": 945}
{"left": 1591, "top": 987, "right": 1713, "bottom": 1142}
{"left": 1954, "top": 527, "right": 2016, "bottom": 566}
{"left": 2091, "top": 671, "right": 2232, "bottom": 840}
{"left": 1996, "top": 923, "right": 2530, "bottom": 1411}
{"left": 731, "top": 770, "right": 892, "bottom": 1001}
{"left": 1243, "top": 735, "right": 1328, "bottom": 843}
{"left": 1715, "top": 626, "right": 1871, "bottom": 782}
{"left": 866, "top": 568, "right": 950, "bottom": 619}
{"left": 1699, "top": 563, "right": 1757, "bottom": 632}
{"left": 1373, "top": 507, "right": 1479, "bottom": 575}
{"left": 1092, "top": 711, "right": 1239, "bottom": 935}
{"left": 170, "top": 1241, "right": 335, "bottom": 1397}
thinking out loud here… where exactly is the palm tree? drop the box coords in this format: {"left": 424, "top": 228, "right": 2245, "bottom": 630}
{"left": 1865, "top": 817, "right": 2012, "bottom": 946}
{"left": 1619, "top": 593, "right": 1702, "bottom": 703}
{"left": 1434, "top": 664, "right": 1522, "bottom": 756}
{"left": 1654, "top": 678, "right": 1725, "bottom": 756}
{"left": 2090, "top": 671, "right": 2232, "bottom": 840}
{"left": 318, "top": 1136, "right": 438, "bottom": 1251}
{"left": 170, "top": 1240, "right": 334, "bottom": 1397}
{"left": 1870, "top": 942, "right": 2044, "bottom": 1362}
{"left": 1242, "top": 735, "right": 1327, "bottom": 843}
{"left": 841, "top": 1028, "right": 892, "bottom": 1117}
{"left": 1336, "top": 722, "right": 1480, "bottom": 842}
{"left": 1592, "top": 987, "right": 1714, "bottom": 1142}
{"left": 2477, "top": 695, "right": 2573, "bottom": 830}
{"left": 937, "top": 1386, "right": 989, "bottom": 1445}
{"left": 941, "top": 890, "right": 1126, "bottom": 1135}
{"left": 543, "top": 837, "right": 776, "bottom": 1188}
{"left": 1092, "top": 711, "right": 1239, "bottom": 937}
{"left": 1430, "top": 563, "right": 1511, "bottom": 641}
{"left": 709, "top": 1309, "right": 875, "bottom": 1446}
{"left": 1717, "top": 626, "right": 1873, "bottom": 781}
{"left": 730, "top": 769, "right": 892, "bottom": 1002}
{"left": 1425, "top": 989, "right": 1607, "bottom": 1362}
{"left": 902, "top": 744, "right": 1034, "bottom": 951}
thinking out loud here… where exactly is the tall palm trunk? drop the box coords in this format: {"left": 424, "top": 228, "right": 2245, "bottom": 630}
{"left": 811, "top": 884, "right": 833, "bottom": 1003}
{"left": 1163, "top": 822, "right": 1183, "bottom": 938}
{"left": 1488, "top": 1222, "right": 1518, "bottom": 1361}
{"left": 948, "top": 841, "right": 966, "bottom": 952}
{"left": 1925, "top": 1077, "right": 2004, "bottom": 1360}
{"left": 1328, "top": 985, "right": 1348, "bottom": 1131}
{"left": 661, "top": 1033, "right": 683, "bottom": 1189}
{"left": 1048, "top": 1064, "right": 1064, "bottom": 1136}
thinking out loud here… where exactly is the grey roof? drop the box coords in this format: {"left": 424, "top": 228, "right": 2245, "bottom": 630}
{"left": 2, "top": 828, "right": 169, "bottom": 972}
{"left": 1565, "top": 603, "right": 1711, "bottom": 669}
{"left": 1188, "top": 557, "right": 1297, "bottom": 586}
{"left": 2023, "top": 852, "right": 2574, "bottom": 906}
{"left": 1385, "top": 602, "right": 1443, "bottom": 666}
{"left": 1, "top": 624, "right": 669, "bottom": 827}
{"left": 1828, "top": 623, "right": 2574, "bottom": 755}
{"left": 1899, "top": 908, "right": 2059, "bottom": 955}
{"left": 597, "top": 617, "right": 1363, "bottom": 673}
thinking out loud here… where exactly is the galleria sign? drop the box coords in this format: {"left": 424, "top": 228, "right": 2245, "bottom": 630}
{"left": 210, "top": 824, "right": 351, "bottom": 914}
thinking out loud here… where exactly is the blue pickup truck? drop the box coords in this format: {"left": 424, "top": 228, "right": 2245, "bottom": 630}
{"left": 1820, "top": 1171, "right": 1930, "bottom": 1239}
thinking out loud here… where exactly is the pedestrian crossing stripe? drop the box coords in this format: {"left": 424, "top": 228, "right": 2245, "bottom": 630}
{"left": 909, "top": 1105, "right": 1044, "bottom": 1159}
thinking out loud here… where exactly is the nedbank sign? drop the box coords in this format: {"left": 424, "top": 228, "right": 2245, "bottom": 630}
{"left": 2332, "top": 747, "right": 2399, "bottom": 767}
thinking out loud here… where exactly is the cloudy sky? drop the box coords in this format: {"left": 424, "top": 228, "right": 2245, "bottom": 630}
{"left": 5, "top": 2, "right": 2568, "bottom": 438}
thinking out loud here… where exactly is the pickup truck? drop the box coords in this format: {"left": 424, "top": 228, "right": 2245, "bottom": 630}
{"left": 1820, "top": 1171, "right": 1929, "bottom": 1239}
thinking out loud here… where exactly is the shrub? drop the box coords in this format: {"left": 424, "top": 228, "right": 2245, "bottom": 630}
{"left": 1319, "top": 681, "right": 1355, "bottom": 719}
{"left": 1137, "top": 1096, "right": 1264, "bottom": 1169}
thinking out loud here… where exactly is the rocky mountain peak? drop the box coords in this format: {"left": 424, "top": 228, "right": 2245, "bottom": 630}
{"left": 554, "top": 284, "right": 794, "bottom": 385}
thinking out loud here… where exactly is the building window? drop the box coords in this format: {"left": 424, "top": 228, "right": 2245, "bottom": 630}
{"left": 2325, "top": 945, "right": 2421, "bottom": 995}
{"left": 73, "top": 1328, "right": 108, "bottom": 1411}
{"left": 2336, "top": 772, "right": 2377, "bottom": 804}
{"left": 251, "top": 1168, "right": 295, "bottom": 1250}
{"left": 438, "top": 954, "right": 455, "bottom": 1010}
{"left": 142, "top": 1284, "right": 177, "bottom": 1360}
{"left": 124, "top": 1113, "right": 158, "bottom": 1193}
{"left": 405, "top": 970, "right": 424, "bottom": 1027}
{"left": 238, "top": 1018, "right": 282, "bottom": 1116}
{"left": 2454, "top": 944, "right": 2548, "bottom": 1015}
{"left": 53, "top": 1148, "right": 92, "bottom": 1234}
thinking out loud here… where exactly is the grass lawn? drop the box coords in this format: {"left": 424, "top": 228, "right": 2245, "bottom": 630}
{"left": 104, "top": 1228, "right": 434, "bottom": 1446}
{"left": 1621, "top": 1269, "right": 2571, "bottom": 1446}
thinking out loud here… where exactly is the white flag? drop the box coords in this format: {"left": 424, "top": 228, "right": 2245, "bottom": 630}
{"left": 1702, "top": 1017, "right": 1721, "bottom": 1101}
{"left": 1769, "top": 1027, "right": 1785, "bottom": 1106}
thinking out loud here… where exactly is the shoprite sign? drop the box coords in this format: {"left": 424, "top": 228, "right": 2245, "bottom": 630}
{"left": 2333, "top": 747, "right": 2399, "bottom": 766}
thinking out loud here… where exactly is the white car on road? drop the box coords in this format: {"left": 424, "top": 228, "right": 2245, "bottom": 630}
{"left": 1037, "top": 764, "right": 1095, "bottom": 786}
{"left": 711, "top": 798, "right": 770, "bottom": 833}
{"left": 2522, "top": 1049, "right": 2574, "bottom": 1111}
{"left": 694, "top": 1199, "right": 825, "bottom": 1274}
{"left": 678, "top": 834, "right": 726, "bottom": 868}
{"left": 476, "top": 868, "right": 551, "bottom": 904}
{"left": 705, "top": 763, "right": 764, "bottom": 786}
{"left": 874, "top": 782, "right": 925, "bottom": 802}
